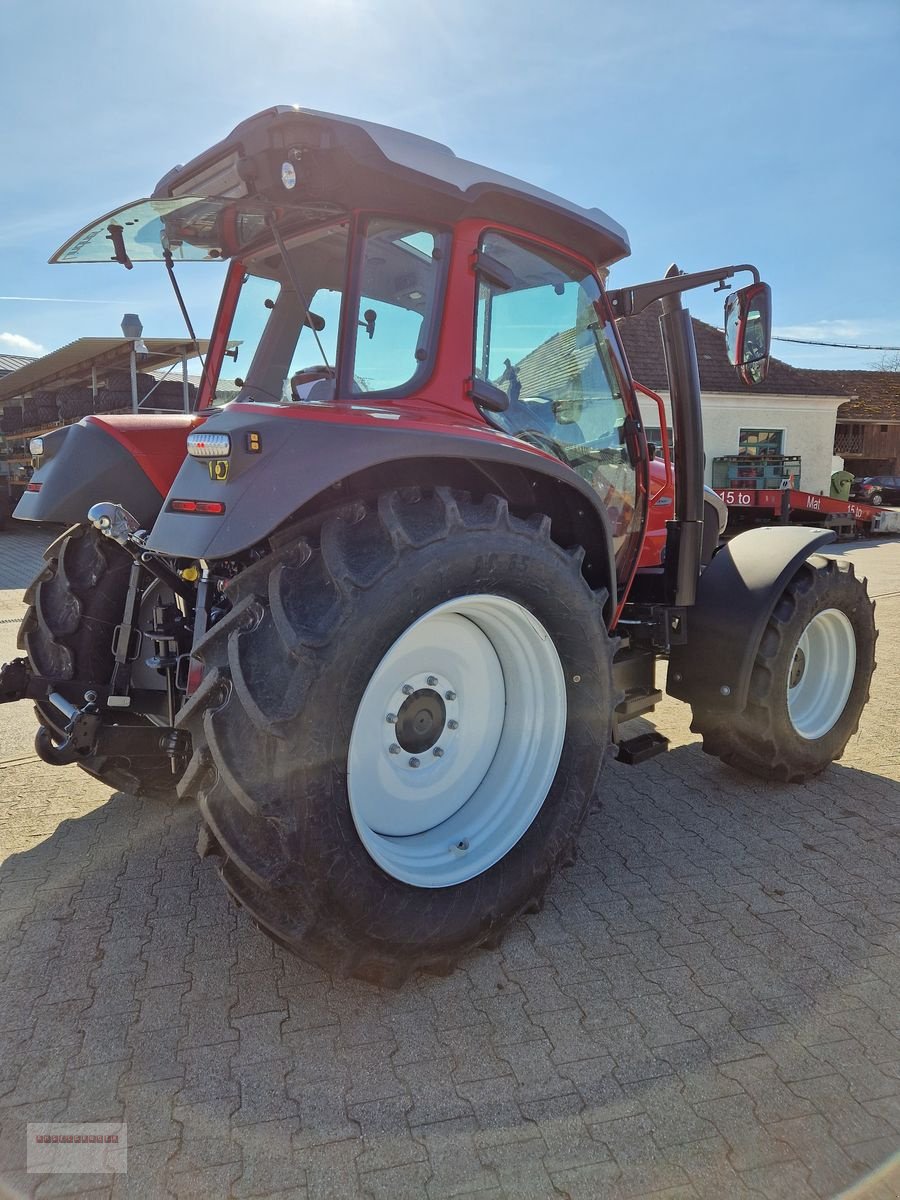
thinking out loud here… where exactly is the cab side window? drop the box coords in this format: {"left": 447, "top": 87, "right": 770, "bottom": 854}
{"left": 348, "top": 220, "right": 450, "bottom": 396}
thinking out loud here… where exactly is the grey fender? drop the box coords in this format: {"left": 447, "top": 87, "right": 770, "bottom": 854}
{"left": 145, "top": 407, "right": 618, "bottom": 607}
{"left": 667, "top": 525, "right": 836, "bottom": 713}
{"left": 13, "top": 422, "right": 164, "bottom": 529}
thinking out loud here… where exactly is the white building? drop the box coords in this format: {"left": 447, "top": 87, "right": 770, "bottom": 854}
{"left": 618, "top": 306, "right": 846, "bottom": 496}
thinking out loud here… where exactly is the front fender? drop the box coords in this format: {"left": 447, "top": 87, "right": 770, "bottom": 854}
{"left": 667, "top": 525, "right": 836, "bottom": 712}
{"left": 145, "top": 406, "right": 617, "bottom": 594}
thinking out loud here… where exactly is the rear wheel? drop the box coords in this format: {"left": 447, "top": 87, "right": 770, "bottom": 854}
{"left": 19, "top": 524, "right": 180, "bottom": 800}
{"left": 692, "top": 555, "right": 876, "bottom": 782}
{"left": 178, "top": 489, "right": 614, "bottom": 984}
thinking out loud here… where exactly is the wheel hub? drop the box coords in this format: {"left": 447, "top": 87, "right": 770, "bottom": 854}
{"left": 385, "top": 670, "right": 460, "bottom": 771}
{"left": 789, "top": 646, "right": 806, "bottom": 688}
{"left": 786, "top": 607, "right": 857, "bottom": 740}
{"left": 395, "top": 688, "right": 446, "bottom": 753}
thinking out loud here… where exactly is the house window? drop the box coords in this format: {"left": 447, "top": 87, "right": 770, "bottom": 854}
{"left": 645, "top": 425, "right": 675, "bottom": 452}
{"left": 739, "top": 428, "right": 783, "bottom": 457}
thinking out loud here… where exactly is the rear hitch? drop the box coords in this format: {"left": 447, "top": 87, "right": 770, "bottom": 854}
{"left": 35, "top": 691, "right": 102, "bottom": 765}
{"left": 35, "top": 688, "right": 192, "bottom": 769}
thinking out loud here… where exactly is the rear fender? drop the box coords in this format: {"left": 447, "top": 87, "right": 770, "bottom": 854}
{"left": 667, "top": 526, "right": 836, "bottom": 712}
{"left": 14, "top": 421, "right": 163, "bottom": 529}
{"left": 145, "top": 408, "right": 618, "bottom": 615}
{"left": 14, "top": 414, "right": 205, "bottom": 530}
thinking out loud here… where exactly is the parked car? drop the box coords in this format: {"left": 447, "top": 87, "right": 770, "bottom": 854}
{"left": 849, "top": 476, "right": 900, "bottom": 506}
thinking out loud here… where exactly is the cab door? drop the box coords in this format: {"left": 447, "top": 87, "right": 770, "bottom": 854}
{"left": 473, "top": 230, "right": 645, "bottom": 581}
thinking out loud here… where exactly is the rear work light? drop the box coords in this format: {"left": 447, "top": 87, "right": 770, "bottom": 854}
{"left": 187, "top": 432, "right": 231, "bottom": 458}
{"left": 29, "top": 438, "right": 44, "bottom": 457}
{"left": 168, "top": 499, "right": 226, "bottom": 514}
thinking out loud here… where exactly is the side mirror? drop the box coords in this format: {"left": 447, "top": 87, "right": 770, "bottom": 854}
{"left": 725, "top": 281, "right": 772, "bottom": 385}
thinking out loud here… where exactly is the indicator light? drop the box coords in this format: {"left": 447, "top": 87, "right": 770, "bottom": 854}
{"left": 26, "top": 482, "right": 42, "bottom": 493}
{"left": 187, "top": 432, "right": 231, "bottom": 458}
{"left": 246, "top": 431, "right": 261, "bottom": 452}
{"left": 168, "top": 499, "right": 226, "bottom": 514}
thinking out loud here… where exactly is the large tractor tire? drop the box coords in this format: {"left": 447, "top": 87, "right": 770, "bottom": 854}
{"left": 691, "top": 555, "right": 876, "bottom": 782}
{"left": 179, "top": 488, "right": 614, "bottom": 985}
{"left": 18, "top": 524, "right": 180, "bottom": 801}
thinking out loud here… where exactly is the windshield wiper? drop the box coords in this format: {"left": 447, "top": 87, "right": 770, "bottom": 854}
{"left": 107, "top": 223, "right": 133, "bottom": 270}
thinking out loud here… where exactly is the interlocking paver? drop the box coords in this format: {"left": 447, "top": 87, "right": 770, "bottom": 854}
{"left": 351, "top": 1095, "right": 427, "bottom": 1173}
{"left": 1, "top": 532, "right": 899, "bottom": 1198}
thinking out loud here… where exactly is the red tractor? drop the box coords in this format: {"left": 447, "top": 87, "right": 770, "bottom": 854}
{"left": 2, "top": 107, "right": 876, "bottom": 984}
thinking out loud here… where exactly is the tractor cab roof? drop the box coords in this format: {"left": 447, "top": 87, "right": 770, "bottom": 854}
{"left": 51, "top": 106, "right": 630, "bottom": 269}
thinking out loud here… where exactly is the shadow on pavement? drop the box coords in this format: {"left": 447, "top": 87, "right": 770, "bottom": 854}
{"left": 1, "top": 739, "right": 899, "bottom": 1198}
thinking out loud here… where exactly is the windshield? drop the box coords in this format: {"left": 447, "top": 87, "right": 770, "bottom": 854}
{"left": 51, "top": 196, "right": 346, "bottom": 264}
{"left": 211, "top": 224, "right": 350, "bottom": 406}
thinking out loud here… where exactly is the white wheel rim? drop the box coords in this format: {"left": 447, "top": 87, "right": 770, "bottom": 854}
{"left": 347, "top": 595, "right": 567, "bottom": 887}
{"left": 786, "top": 607, "right": 856, "bottom": 740}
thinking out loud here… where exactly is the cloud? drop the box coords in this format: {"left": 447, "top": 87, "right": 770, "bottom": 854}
{"left": 772, "top": 320, "right": 868, "bottom": 341}
{"left": 0, "top": 295, "right": 132, "bottom": 304}
{"left": 0, "top": 331, "right": 46, "bottom": 355}
{"left": 772, "top": 319, "right": 900, "bottom": 346}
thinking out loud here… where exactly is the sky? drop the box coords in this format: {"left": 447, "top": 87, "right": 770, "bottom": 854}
{"left": 1, "top": 0, "right": 898, "bottom": 374}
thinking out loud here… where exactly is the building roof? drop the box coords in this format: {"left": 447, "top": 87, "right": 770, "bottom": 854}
{"left": 617, "top": 304, "right": 900, "bottom": 420}
{"left": 0, "top": 338, "right": 211, "bottom": 404}
{"left": 0, "top": 354, "right": 34, "bottom": 377}
{"left": 515, "top": 327, "right": 595, "bottom": 397}
{"left": 617, "top": 304, "right": 841, "bottom": 397}
{"left": 804, "top": 370, "right": 900, "bottom": 422}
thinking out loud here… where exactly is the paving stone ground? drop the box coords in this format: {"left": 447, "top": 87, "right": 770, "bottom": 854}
{"left": 1, "top": 521, "right": 899, "bottom": 1199}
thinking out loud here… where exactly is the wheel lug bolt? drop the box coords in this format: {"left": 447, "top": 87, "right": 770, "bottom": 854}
{"left": 445, "top": 690, "right": 456, "bottom": 701}
{"left": 433, "top": 747, "right": 444, "bottom": 758}
{"left": 426, "top": 675, "right": 438, "bottom": 687}
{"left": 402, "top": 684, "right": 414, "bottom": 696}
{"left": 386, "top": 713, "right": 397, "bottom": 724}
{"left": 389, "top": 743, "right": 401, "bottom": 755}
{"left": 409, "top": 757, "right": 420, "bottom": 768}
{"left": 447, "top": 719, "right": 459, "bottom": 730}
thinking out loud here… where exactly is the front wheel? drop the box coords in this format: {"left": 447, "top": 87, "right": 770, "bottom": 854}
{"left": 691, "top": 555, "right": 876, "bottom": 782}
{"left": 178, "top": 489, "right": 614, "bottom": 984}
{"left": 870, "top": 491, "right": 884, "bottom": 506}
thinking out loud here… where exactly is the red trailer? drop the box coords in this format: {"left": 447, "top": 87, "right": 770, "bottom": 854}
{"left": 714, "top": 485, "right": 894, "bottom": 537}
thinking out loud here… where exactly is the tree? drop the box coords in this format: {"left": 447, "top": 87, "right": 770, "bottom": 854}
{"left": 874, "top": 351, "right": 900, "bottom": 372}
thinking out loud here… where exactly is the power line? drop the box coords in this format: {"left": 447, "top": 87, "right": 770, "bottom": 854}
{"left": 771, "top": 335, "right": 900, "bottom": 351}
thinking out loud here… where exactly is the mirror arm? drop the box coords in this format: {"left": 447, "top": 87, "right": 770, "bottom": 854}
{"left": 608, "top": 263, "right": 760, "bottom": 318}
